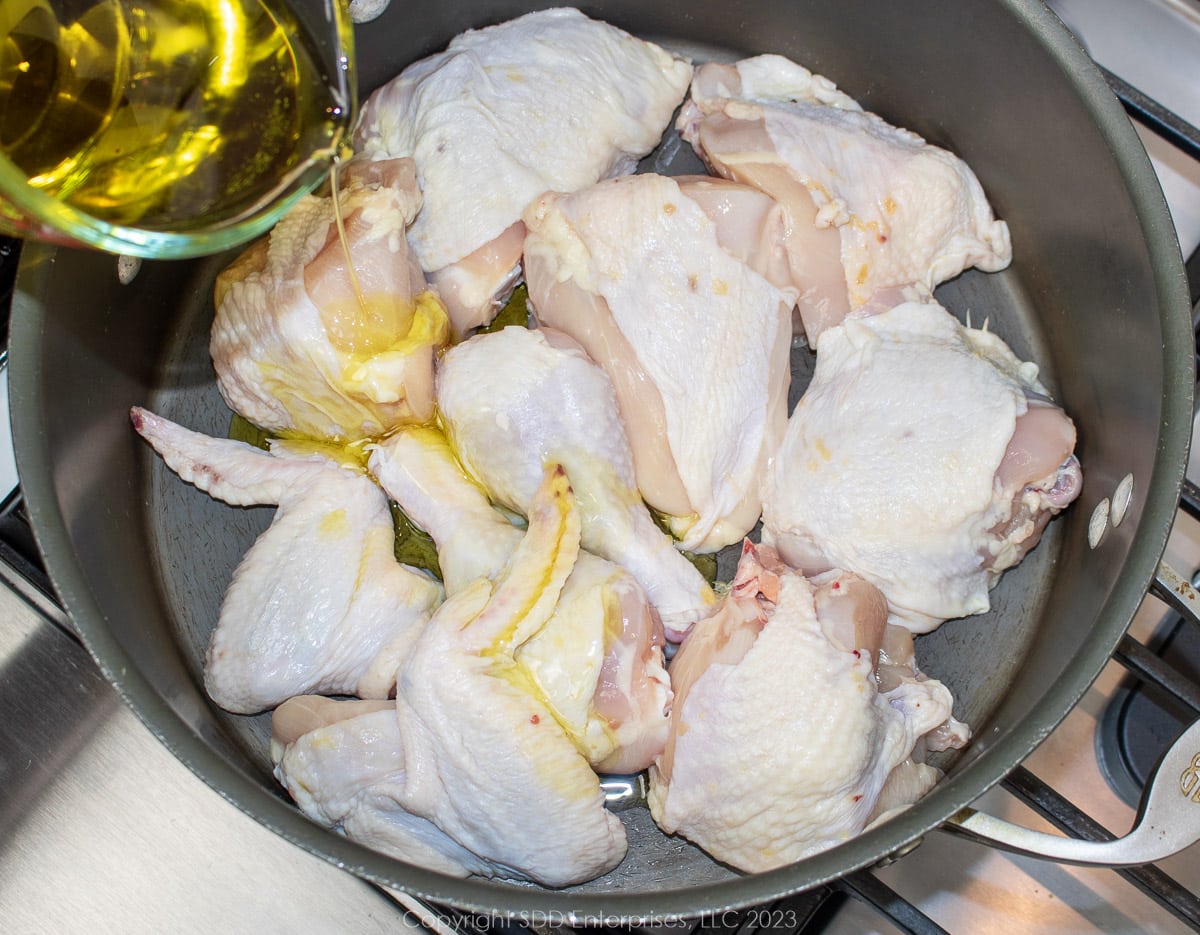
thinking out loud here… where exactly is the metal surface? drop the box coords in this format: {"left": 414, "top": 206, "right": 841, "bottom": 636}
{"left": 0, "top": 582, "right": 415, "bottom": 934}
{"left": 5, "top": 0, "right": 1195, "bottom": 921}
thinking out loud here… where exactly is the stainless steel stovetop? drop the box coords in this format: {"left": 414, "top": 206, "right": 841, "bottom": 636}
{"left": 1, "top": 2, "right": 1199, "bottom": 932}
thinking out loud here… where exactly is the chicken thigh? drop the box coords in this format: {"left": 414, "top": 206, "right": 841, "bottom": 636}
{"left": 761, "top": 300, "right": 1082, "bottom": 632}
{"left": 211, "top": 156, "right": 449, "bottom": 442}
{"left": 369, "top": 426, "right": 671, "bottom": 773}
{"left": 353, "top": 8, "right": 693, "bottom": 335}
{"left": 523, "top": 174, "right": 794, "bottom": 552}
{"left": 436, "top": 326, "right": 716, "bottom": 638}
{"left": 131, "top": 407, "right": 443, "bottom": 713}
{"left": 395, "top": 464, "right": 628, "bottom": 886}
{"left": 649, "top": 543, "right": 965, "bottom": 871}
{"left": 677, "top": 55, "right": 1012, "bottom": 343}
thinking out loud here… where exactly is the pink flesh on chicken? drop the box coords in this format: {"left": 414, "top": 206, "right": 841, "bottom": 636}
{"left": 811, "top": 570, "right": 889, "bottom": 664}
{"left": 591, "top": 575, "right": 672, "bottom": 774}
{"left": 303, "top": 157, "right": 428, "bottom": 350}
{"left": 996, "top": 400, "right": 1079, "bottom": 497}
{"left": 688, "top": 115, "right": 851, "bottom": 340}
{"left": 272, "top": 695, "right": 394, "bottom": 747}
{"left": 304, "top": 208, "right": 427, "bottom": 356}
{"left": 986, "top": 399, "right": 1082, "bottom": 570}
{"left": 429, "top": 221, "right": 527, "bottom": 338}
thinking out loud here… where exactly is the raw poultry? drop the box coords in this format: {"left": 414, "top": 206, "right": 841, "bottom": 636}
{"left": 128, "top": 9, "right": 1081, "bottom": 889}
{"left": 211, "top": 157, "right": 448, "bottom": 442}
{"left": 130, "top": 407, "right": 443, "bottom": 713}
{"left": 369, "top": 426, "right": 672, "bottom": 773}
{"left": 524, "top": 173, "right": 795, "bottom": 553}
{"left": 436, "top": 325, "right": 717, "bottom": 639}
{"left": 678, "top": 54, "right": 1013, "bottom": 343}
{"left": 762, "top": 299, "right": 1082, "bottom": 632}
{"left": 354, "top": 7, "right": 693, "bottom": 334}
{"left": 650, "top": 543, "right": 967, "bottom": 871}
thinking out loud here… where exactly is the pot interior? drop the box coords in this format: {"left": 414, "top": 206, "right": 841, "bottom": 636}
{"left": 9, "top": 0, "right": 1192, "bottom": 918}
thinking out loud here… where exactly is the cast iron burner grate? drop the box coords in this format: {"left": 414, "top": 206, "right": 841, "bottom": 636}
{"left": 2, "top": 68, "right": 1200, "bottom": 935}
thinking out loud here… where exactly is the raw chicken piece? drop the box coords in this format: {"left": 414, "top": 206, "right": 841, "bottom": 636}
{"left": 353, "top": 7, "right": 693, "bottom": 335}
{"left": 211, "top": 156, "right": 449, "bottom": 442}
{"left": 649, "top": 543, "right": 965, "bottom": 871}
{"left": 761, "top": 300, "right": 1082, "bottom": 632}
{"left": 130, "top": 407, "right": 443, "bottom": 713}
{"left": 369, "top": 426, "right": 671, "bottom": 773}
{"left": 868, "top": 625, "right": 971, "bottom": 824}
{"left": 677, "top": 55, "right": 1012, "bottom": 343}
{"left": 271, "top": 696, "right": 494, "bottom": 878}
{"left": 436, "top": 326, "right": 716, "bottom": 638}
{"left": 396, "top": 464, "right": 627, "bottom": 886}
{"left": 524, "top": 174, "right": 794, "bottom": 553}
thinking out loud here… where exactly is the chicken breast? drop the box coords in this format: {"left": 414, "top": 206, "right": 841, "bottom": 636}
{"left": 524, "top": 174, "right": 793, "bottom": 553}
{"left": 677, "top": 55, "right": 1012, "bottom": 343}
{"left": 130, "top": 407, "right": 444, "bottom": 713}
{"left": 353, "top": 8, "right": 693, "bottom": 335}
{"left": 211, "top": 157, "right": 449, "bottom": 442}
{"left": 762, "top": 300, "right": 1082, "bottom": 632}
{"left": 649, "top": 543, "right": 964, "bottom": 871}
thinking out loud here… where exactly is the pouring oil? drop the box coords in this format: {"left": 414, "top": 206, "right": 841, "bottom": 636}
{"left": 0, "top": 0, "right": 354, "bottom": 233}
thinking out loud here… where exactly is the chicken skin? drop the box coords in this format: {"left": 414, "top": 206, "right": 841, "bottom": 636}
{"left": 354, "top": 8, "right": 693, "bottom": 335}
{"left": 649, "top": 543, "right": 965, "bottom": 871}
{"left": 436, "top": 326, "right": 715, "bottom": 639}
{"left": 131, "top": 407, "right": 443, "bottom": 713}
{"left": 524, "top": 174, "right": 794, "bottom": 553}
{"left": 211, "top": 157, "right": 449, "bottom": 442}
{"left": 762, "top": 300, "right": 1082, "bottom": 632}
{"left": 678, "top": 55, "right": 1012, "bottom": 343}
{"left": 369, "top": 426, "right": 671, "bottom": 773}
{"left": 271, "top": 696, "right": 494, "bottom": 878}
{"left": 394, "top": 464, "right": 628, "bottom": 886}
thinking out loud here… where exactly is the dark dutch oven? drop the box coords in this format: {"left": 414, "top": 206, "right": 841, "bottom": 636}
{"left": 7, "top": 0, "right": 1193, "bottom": 921}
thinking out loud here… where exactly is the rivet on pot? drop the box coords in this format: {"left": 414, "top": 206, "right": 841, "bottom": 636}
{"left": 117, "top": 255, "right": 142, "bottom": 285}
{"left": 601, "top": 774, "right": 648, "bottom": 811}
{"left": 1089, "top": 499, "right": 1110, "bottom": 548}
{"left": 1110, "top": 473, "right": 1134, "bottom": 527}
{"left": 873, "top": 836, "right": 924, "bottom": 868}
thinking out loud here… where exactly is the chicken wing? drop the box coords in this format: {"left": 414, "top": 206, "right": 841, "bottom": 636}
{"left": 369, "top": 426, "right": 671, "bottom": 772}
{"left": 131, "top": 407, "right": 443, "bottom": 713}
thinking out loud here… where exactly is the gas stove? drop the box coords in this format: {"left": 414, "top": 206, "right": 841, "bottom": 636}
{"left": 1, "top": 3, "right": 1199, "bottom": 932}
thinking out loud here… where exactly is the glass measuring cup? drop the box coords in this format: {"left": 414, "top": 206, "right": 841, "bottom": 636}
{"left": 0, "top": 0, "right": 355, "bottom": 258}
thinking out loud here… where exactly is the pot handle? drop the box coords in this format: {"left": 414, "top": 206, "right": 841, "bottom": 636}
{"left": 942, "top": 559, "right": 1200, "bottom": 866}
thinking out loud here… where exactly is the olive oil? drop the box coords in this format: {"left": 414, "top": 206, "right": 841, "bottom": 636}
{"left": 0, "top": 0, "right": 353, "bottom": 240}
